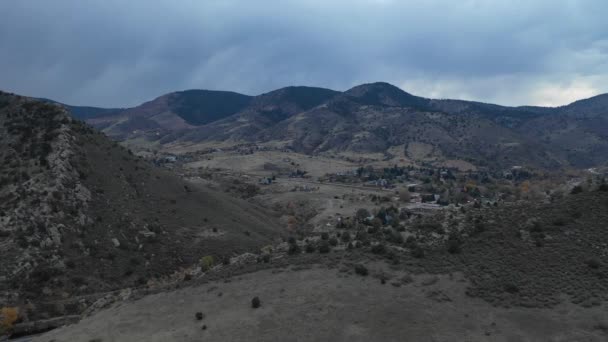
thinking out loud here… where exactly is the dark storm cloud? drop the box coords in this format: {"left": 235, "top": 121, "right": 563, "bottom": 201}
{"left": 1, "top": 0, "right": 607, "bottom": 107}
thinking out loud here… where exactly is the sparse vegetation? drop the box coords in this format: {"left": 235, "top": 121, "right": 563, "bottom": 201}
{"left": 251, "top": 296, "right": 261, "bottom": 309}
{"left": 571, "top": 185, "right": 583, "bottom": 194}
{"left": 371, "top": 243, "right": 386, "bottom": 254}
{"left": 586, "top": 258, "right": 601, "bottom": 269}
{"left": 200, "top": 256, "right": 215, "bottom": 271}
{"left": 411, "top": 246, "right": 425, "bottom": 258}
{"left": 318, "top": 242, "right": 330, "bottom": 254}
{"left": 354, "top": 264, "right": 368, "bottom": 276}
{"left": 2, "top": 79, "right": 608, "bottom": 340}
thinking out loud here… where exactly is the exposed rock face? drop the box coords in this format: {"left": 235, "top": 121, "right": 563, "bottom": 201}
{"left": 0, "top": 96, "right": 93, "bottom": 301}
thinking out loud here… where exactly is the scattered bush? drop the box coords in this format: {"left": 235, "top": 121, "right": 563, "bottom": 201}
{"left": 341, "top": 233, "right": 351, "bottom": 242}
{"left": 305, "top": 244, "right": 315, "bottom": 253}
{"left": 222, "top": 256, "right": 231, "bottom": 265}
{"left": 571, "top": 185, "right": 583, "bottom": 194}
{"left": 200, "top": 255, "right": 214, "bottom": 271}
{"left": 586, "top": 258, "right": 601, "bottom": 269}
{"left": 385, "top": 231, "right": 404, "bottom": 244}
{"left": 355, "top": 208, "right": 370, "bottom": 221}
{"left": 411, "top": 246, "right": 425, "bottom": 258}
{"left": 318, "top": 242, "right": 330, "bottom": 254}
{"left": 504, "top": 283, "right": 519, "bottom": 294}
{"left": 354, "top": 264, "right": 368, "bottom": 276}
{"left": 446, "top": 239, "right": 461, "bottom": 254}
{"left": 251, "top": 297, "right": 261, "bottom": 309}
{"left": 370, "top": 218, "right": 383, "bottom": 229}
{"left": 288, "top": 243, "right": 300, "bottom": 255}
{"left": 473, "top": 222, "right": 485, "bottom": 234}
{"left": 404, "top": 236, "right": 417, "bottom": 249}
{"left": 195, "top": 312, "right": 204, "bottom": 320}
{"left": 371, "top": 243, "right": 386, "bottom": 254}
{"left": 530, "top": 222, "right": 543, "bottom": 233}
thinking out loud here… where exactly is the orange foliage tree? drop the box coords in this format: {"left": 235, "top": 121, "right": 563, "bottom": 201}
{"left": 0, "top": 307, "right": 19, "bottom": 332}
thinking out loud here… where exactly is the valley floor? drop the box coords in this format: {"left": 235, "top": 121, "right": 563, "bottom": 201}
{"left": 34, "top": 265, "right": 608, "bottom": 342}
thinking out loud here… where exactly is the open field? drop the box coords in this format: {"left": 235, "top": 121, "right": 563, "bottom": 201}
{"left": 34, "top": 265, "right": 608, "bottom": 342}
{"left": 185, "top": 150, "right": 361, "bottom": 178}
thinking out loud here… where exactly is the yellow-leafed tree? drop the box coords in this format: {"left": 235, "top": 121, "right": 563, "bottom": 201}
{"left": 1, "top": 307, "right": 19, "bottom": 332}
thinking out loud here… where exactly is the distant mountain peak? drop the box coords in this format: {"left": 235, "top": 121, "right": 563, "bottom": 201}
{"left": 166, "top": 89, "right": 252, "bottom": 125}
{"left": 343, "top": 82, "right": 428, "bottom": 109}
{"left": 346, "top": 81, "right": 409, "bottom": 95}
{"left": 561, "top": 92, "right": 608, "bottom": 118}
{"left": 253, "top": 86, "right": 339, "bottom": 111}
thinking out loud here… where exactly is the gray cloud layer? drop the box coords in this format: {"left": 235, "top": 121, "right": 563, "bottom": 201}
{"left": 1, "top": 0, "right": 607, "bottom": 107}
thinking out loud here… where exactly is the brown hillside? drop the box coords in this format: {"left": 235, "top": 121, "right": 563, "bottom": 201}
{"left": 0, "top": 92, "right": 282, "bottom": 320}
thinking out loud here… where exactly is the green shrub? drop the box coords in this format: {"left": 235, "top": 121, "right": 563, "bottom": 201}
{"left": 200, "top": 255, "right": 214, "bottom": 271}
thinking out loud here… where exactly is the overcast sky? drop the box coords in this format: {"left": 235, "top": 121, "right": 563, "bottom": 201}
{"left": 1, "top": 0, "right": 607, "bottom": 107}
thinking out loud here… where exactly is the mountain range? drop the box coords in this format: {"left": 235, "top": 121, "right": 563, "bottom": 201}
{"left": 2, "top": 88, "right": 608, "bottom": 339}
{"left": 44, "top": 83, "right": 608, "bottom": 170}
